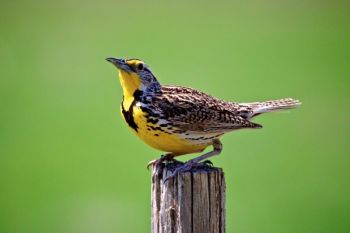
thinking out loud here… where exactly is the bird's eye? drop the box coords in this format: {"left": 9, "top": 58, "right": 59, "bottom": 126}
{"left": 137, "top": 63, "right": 144, "bottom": 71}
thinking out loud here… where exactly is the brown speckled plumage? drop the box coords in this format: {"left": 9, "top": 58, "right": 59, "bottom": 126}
{"left": 106, "top": 57, "right": 301, "bottom": 176}
{"left": 138, "top": 85, "right": 300, "bottom": 136}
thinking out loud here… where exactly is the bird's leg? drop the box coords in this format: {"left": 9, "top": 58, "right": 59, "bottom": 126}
{"left": 147, "top": 153, "right": 175, "bottom": 170}
{"left": 164, "top": 139, "right": 222, "bottom": 182}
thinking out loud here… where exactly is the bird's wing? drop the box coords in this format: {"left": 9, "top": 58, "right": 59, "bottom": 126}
{"left": 151, "top": 86, "right": 261, "bottom": 133}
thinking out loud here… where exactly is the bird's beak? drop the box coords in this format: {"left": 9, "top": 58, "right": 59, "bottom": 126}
{"left": 106, "top": 57, "right": 132, "bottom": 72}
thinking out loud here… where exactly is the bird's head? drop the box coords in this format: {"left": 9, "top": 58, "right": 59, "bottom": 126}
{"left": 106, "top": 57, "right": 160, "bottom": 98}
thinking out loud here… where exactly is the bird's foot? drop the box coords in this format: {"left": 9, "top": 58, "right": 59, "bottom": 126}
{"left": 202, "top": 160, "right": 213, "bottom": 166}
{"left": 147, "top": 154, "right": 175, "bottom": 170}
{"left": 163, "top": 160, "right": 214, "bottom": 183}
{"left": 164, "top": 162, "right": 193, "bottom": 183}
{"left": 147, "top": 158, "right": 162, "bottom": 170}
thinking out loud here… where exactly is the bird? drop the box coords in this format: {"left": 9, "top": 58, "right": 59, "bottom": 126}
{"left": 106, "top": 57, "right": 301, "bottom": 178}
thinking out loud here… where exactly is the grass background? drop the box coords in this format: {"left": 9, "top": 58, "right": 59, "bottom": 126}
{"left": 1, "top": 0, "right": 349, "bottom": 232}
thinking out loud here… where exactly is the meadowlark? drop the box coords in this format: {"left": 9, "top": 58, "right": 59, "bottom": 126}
{"left": 106, "top": 57, "right": 301, "bottom": 178}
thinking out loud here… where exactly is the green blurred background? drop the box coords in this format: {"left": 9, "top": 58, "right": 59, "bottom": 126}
{"left": 1, "top": 0, "right": 349, "bottom": 232}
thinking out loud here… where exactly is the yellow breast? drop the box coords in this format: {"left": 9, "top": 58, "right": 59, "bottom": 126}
{"left": 120, "top": 105, "right": 208, "bottom": 155}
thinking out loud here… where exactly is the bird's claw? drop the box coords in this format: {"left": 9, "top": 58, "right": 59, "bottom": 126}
{"left": 147, "top": 154, "right": 175, "bottom": 170}
{"left": 163, "top": 160, "right": 214, "bottom": 183}
{"left": 164, "top": 161, "right": 194, "bottom": 183}
{"left": 147, "top": 159, "right": 161, "bottom": 170}
{"left": 203, "top": 160, "right": 213, "bottom": 166}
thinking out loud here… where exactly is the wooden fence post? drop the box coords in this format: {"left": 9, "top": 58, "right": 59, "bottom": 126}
{"left": 151, "top": 162, "right": 226, "bottom": 233}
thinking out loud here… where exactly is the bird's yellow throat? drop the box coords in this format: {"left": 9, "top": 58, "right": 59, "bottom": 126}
{"left": 118, "top": 70, "right": 142, "bottom": 109}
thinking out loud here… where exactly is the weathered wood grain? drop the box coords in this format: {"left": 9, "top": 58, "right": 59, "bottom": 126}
{"left": 151, "top": 162, "right": 225, "bottom": 233}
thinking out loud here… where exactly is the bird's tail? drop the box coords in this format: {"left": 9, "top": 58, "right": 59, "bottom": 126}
{"left": 242, "top": 98, "right": 301, "bottom": 118}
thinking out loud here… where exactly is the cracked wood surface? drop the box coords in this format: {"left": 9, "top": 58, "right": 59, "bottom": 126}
{"left": 151, "top": 162, "right": 226, "bottom": 233}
